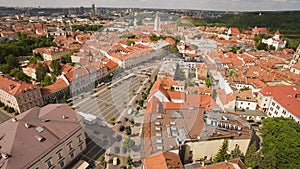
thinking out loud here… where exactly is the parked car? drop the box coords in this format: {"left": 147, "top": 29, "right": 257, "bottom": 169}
{"left": 113, "top": 157, "right": 118, "bottom": 165}
{"left": 116, "top": 134, "right": 122, "bottom": 142}
{"left": 119, "top": 125, "right": 125, "bottom": 132}
{"left": 122, "top": 147, "right": 127, "bottom": 154}
{"left": 114, "top": 146, "right": 120, "bottom": 154}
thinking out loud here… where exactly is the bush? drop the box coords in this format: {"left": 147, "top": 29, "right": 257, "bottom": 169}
{"left": 109, "top": 116, "right": 115, "bottom": 122}
{"left": 129, "top": 118, "right": 135, "bottom": 125}
{"left": 99, "top": 156, "right": 105, "bottom": 162}
{"left": 126, "top": 155, "right": 133, "bottom": 166}
{"left": 5, "top": 107, "right": 15, "bottom": 113}
{"left": 0, "top": 102, "right": 4, "bottom": 107}
{"left": 126, "top": 127, "right": 132, "bottom": 135}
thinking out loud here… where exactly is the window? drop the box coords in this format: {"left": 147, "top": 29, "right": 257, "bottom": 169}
{"left": 248, "top": 103, "right": 250, "bottom": 105}
{"left": 77, "top": 134, "right": 82, "bottom": 143}
{"left": 263, "top": 104, "right": 266, "bottom": 106}
{"left": 79, "top": 144, "right": 83, "bottom": 151}
{"left": 68, "top": 142, "right": 73, "bottom": 151}
{"left": 272, "top": 102, "right": 275, "bottom": 106}
{"left": 46, "top": 159, "right": 53, "bottom": 168}
{"left": 70, "top": 152, "right": 75, "bottom": 158}
{"left": 275, "top": 111, "right": 278, "bottom": 115}
{"left": 276, "top": 105, "right": 280, "bottom": 110}
{"left": 59, "top": 160, "right": 64, "bottom": 168}
{"left": 282, "top": 110, "right": 287, "bottom": 115}
{"left": 57, "top": 150, "right": 63, "bottom": 159}
{"left": 265, "top": 98, "right": 268, "bottom": 101}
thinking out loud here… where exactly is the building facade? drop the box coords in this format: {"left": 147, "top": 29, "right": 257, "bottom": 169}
{"left": 0, "top": 76, "right": 43, "bottom": 113}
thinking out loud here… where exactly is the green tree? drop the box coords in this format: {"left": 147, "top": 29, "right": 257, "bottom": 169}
{"left": 260, "top": 149, "right": 277, "bottom": 169}
{"left": 29, "top": 56, "right": 37, "bottom": 64}
{"left": 5, "top": 55, "right": 19, "bottom": 69}
{"left": 138, "top": 100, "right": 144, "bottom": 107}
{"left": 41, "top": 75, "right": 53, "bottom": 86}
{"left": 260, "top": 117, "right": 300, "bottom": 169}
{"left": 109, "top": 116, "right": 115, "bottom": 123}
{"left": 123, "top": 137, "right": 135, "bottom": 150}
{"left": 205, "top": 77, "right": 212, "bottom": 88}
{"left": 9, "top": 68, "right": 20, "bottom": 77}
{"left": 0, "top": 64, "right": 10, "bottom": 74}
{"left": 126, "top": 40, "right": 135, "bottom": 46}
{"left": 126, "top": 127, "right": 132, "bottom": 135}
{"left": 129, "top": 118, "right": 135, "bottom": 125}
{"left": 126, "top": 155, "right": 133, "bottom": 166}
{"left": 256, "top": 42, "right": 268, "bottom": 51}
{"left": 99, "top": 155, "right": 105, "bottom": 162}
{"left": 213, "top": 139, "right": 230, "bottom": 163}
{"left": 50, "top": 60, "right": 61, "bottom": 76}
{"left": 244, "top": 141, "right": 260, "bottom": 168}
{"left": 36, "top": 63, "right": 47, "bottom": 82}
{"left": 229, "top": 70, "right": 237, "bottom": 77}
{"left": 230, "top": 145, "right": 244, "bottom": 160}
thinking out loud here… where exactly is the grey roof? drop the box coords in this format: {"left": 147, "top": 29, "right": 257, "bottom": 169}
{"left": 0, "top": 104, "right": 83, "bottom": 169}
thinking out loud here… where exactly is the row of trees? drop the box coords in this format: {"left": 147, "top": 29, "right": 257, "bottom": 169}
{"left": 71, "top": 24, "right": 103, "bottom": 32}
{"left": 213, "top": 139, "right": 244, "bottom": 163}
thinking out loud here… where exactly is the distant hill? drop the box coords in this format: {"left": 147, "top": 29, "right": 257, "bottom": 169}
{"left": 204, "top": 11, "right": 300, "bottom": 36}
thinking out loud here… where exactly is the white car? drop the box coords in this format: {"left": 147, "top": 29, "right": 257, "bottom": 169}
{"left": 113, "top": 157, "right": 118, "bottom": 165}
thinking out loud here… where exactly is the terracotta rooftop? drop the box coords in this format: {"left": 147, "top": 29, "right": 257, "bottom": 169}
{"left": 293, "top": 61, "right": 300, "bottom": 70}
{"left": 143, "top": 151, "right": 183, "bottom": 169}
{"left": 41, "top": 78, "right": 68, "bottom": 96}
{"left": 0, "top": 76, "right": 39, "bottom": 96}
{"left": 197, "top": 158, "right": 247, "bottom": 169}
{"left": 259, "top": 85, "right": 300, "bottom": 118}
{"left": 234, "top": 90, "right": 256, "bottom": 102}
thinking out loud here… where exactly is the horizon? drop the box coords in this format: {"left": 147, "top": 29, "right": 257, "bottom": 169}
{"left": 1, "top": 0, "right": 300, "bottom": 12}
{"left": 1, "top": 5, "right": 300, "bottom": 13}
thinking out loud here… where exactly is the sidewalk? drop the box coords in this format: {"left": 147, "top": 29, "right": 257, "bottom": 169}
{"left": 0, "top": 107, "right": 14, "bottom": 123}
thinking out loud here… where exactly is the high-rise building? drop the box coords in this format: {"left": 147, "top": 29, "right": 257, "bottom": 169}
{"left": 79, "top": 6, "right": 84, "bottom": 15}
{"left": 91, "top": 4, "right": 96, "bottom": 17}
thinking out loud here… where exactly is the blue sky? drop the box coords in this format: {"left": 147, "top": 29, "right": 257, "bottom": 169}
{"left": 0, "top": 0, "right": 300, "bottom": 11}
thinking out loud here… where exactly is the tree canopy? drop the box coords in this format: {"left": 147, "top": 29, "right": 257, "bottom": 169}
{"left": 260, "top": 117, "right": 300, "bottom": 169}
{"left": 0, "top": 33, "right": 55, "bottom": 63}
{"left": 213, "top": 139, "right": 230, "bottom": 163}
{"left": 123, "top": 137, "right": 135, "bottom": 150}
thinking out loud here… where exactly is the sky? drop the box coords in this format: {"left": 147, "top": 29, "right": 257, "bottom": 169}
{"left": 0, "top": 0, "right": 300, "bottom": 11}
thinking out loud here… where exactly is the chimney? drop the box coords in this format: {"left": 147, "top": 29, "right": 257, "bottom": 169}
{"left": 1, "top": 153, "right": 9, "bottom": 159}
{"left": 24, "top": 123, "right": 31, "bottom": 128}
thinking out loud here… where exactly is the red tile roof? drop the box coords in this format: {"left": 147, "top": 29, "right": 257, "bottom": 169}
{"left": 41, "top": 79, "right": 68, "bottom": 95}
{"left": 0, "top": 76, "right": 39, "bottom": 96}
{"left": 198, "top": 158, "right": 247, "bottom": 169}
{"left": 259, "top": 85, "right": 300, "bottom": 118}
{"left": 293, "top": 61, "right": 300, "bottom": 70}
{"left": 143, "top": 151, "right": 183, "bottom": 169}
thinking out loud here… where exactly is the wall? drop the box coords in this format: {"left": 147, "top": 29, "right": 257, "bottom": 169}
{"left": 184, "top": 138, "right": 251, "bottom": 163}
{"left": 29, "top": 129, "right": 86, "bottom": 169}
